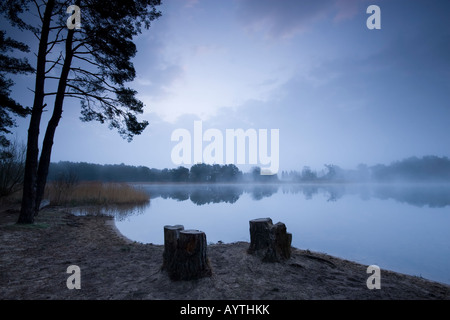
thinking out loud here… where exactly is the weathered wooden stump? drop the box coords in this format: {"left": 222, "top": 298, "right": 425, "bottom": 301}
{"left": 271, "top": 221, "right": 292, "bottom": 261}
{"left": 248, "top": 218, "right": 292, "bottom": 262}
{"left": 162, "top": 226, "right": 212, "bottom": 281}
{"left": 162, "top": 225, "right": 184, "bottom": 271}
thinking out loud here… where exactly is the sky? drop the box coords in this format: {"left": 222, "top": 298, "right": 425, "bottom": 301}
{"left": 4, "top": 0, "right": 450, "bottom": 174}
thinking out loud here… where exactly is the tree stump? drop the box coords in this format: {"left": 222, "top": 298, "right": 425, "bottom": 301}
{"left": 248, "top": 218, "right": 292, "bottom": 262}
{"left": 162, "top": 225, "right": 184, "bottom": 271}
{"left": 162, "top": 226, "right": 212, "bottom": 281}
{"left": 271, "top": 222, "right": 292, "bottom": 261}
{"left": 248, "top": 218, "right": 273, "bottom": 253}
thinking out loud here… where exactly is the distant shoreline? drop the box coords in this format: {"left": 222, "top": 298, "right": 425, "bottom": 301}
{"left": 129, "top": 181, "right": 450, "bottom": 186}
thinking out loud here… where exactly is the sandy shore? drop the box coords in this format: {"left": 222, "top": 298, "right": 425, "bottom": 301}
{"left": 1, "top": 205, "right": 449, "bottom": 301}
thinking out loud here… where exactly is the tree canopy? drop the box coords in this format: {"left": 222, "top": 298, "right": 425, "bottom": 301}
{"left": 47, "top": 162, "right": 244, "bottom": 183}
{"left": 0, "top": 0, "right": 162, "bottom": 223}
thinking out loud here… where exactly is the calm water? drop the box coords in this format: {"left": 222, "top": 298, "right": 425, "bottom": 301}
{"left": 113, "top": 183, "right": 450, "bottom": 285}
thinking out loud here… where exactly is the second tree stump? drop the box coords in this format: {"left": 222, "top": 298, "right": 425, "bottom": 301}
{"left": 248, "top": 218, "right": 292, "bottom": 262}
{"left": 162, "top": 225, "right": 184, "bottom": 271}
{"left": 162, "top": 225, "right": 212, "bottom": 281}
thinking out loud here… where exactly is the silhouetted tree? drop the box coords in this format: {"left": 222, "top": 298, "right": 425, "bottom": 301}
{"left": 301, "top": 166, "right": 317, "bottom": 181}
{"left": 1, "top": 1, "right": 162, "bottom": 223}
{"left": 322, "top": 164, "right": 337, "bottom": 180}
{"left": 370, "top": 156, "right": 450, "bottom": 182}
{"left": 251, "top": 166, "right": 261, "bottom": 181}
{"left": 190, "top": 163, "right": 212, "bottom": 182}
{"left": 0, "top": 139, "right": 26, "bottom": 198}
{"left": 171, "top": 166, "right": 189, "bottom": 182}
{"left": 47, "top": 162, "right": 244, "bottom": 184}
{"left": 0, "top": 30, "right": 33, "bottom": 158}
{"left": 220, "top": 164, "right": 242, "bottom": 182}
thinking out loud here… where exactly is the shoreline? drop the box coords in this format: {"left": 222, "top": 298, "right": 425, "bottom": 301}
{"left": 114, "top": 216, "right": 450, "bottom": 287}
{"left": 105, "top": 218, "right": 135, "bottom": 245}
{"left": 1, "top": 205, "right": 449, "bottom": 300}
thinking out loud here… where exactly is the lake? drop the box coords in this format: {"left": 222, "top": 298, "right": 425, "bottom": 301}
{"left": 112, "top": 183, "right": 450, "bottom": 285}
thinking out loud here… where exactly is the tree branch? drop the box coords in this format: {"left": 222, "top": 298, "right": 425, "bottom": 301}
{"left": 72, "top": 54, "right": 103, "bottom": 68}
{"left": 46, "top": 29, "right": 66, "bottom": 54}
{"left": 70, "top": 67, "right": 102, "bottom": 78}
{"left": 69, "top": 69, "right": 118, "bottom": 92}
{"left": 45, "top": 52, "right": 63, "bottom": 74}
{"left": 72, "top": 40, "right": 90, "bottom": 52}
{"left": 32, "top": 0, "right": 44, "bottom": 22}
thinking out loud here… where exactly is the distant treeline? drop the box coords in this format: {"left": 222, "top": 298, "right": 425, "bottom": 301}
{"left": 47, "top": 162, "right": 277, "bottom": 183}
{"left": 282, "top": 156, "right": 450, "bottom": 182}
{"left": 48, "top": 155, "right": 450, "bottom": 184}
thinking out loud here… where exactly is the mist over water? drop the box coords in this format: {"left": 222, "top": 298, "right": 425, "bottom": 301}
{"left": 114, "top": 183, "right": 450, "bottom": 285}
{"left": 127, "top": 183, "right": 450, "bottom": 208}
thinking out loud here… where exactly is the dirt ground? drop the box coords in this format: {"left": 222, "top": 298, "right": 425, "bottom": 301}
{"left": 1, "top": 204, "right": 449, "bottom": 301}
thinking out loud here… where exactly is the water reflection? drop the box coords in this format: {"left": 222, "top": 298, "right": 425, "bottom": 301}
{"left": 113, "top": 183, "right": 450, "bottom": 285}
{"left": 146, "top": 184, "right": 276, "bottom": 205}
{"left": 140, "top": 183, "right": 450, "bottom": 208}
{"left": 370, "top": 184, "right": 450, "bottom": 208}
{"left": 70, "top": 202, "right": 148, "bottom": 221}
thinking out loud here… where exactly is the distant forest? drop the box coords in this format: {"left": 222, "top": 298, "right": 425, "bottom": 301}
{"left": 47, "top": 162, "right": 277, "bottom": 183}
{"left": 47, "top": 155, "right": 450, "bottom": 183}
{"left": 282, "top": 155, "right": 450, "bottom": 183}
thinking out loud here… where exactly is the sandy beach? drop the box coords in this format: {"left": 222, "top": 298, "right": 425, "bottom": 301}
{"left": 1, "top": 204, "right": 449, "bottom": 301}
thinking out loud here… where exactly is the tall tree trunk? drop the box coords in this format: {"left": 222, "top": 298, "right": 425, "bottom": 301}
{"left": 17, "top": 0, "right": 55, "bottom": 224}
{"left": 35, "top": 28, "right": 75, "bottom": 215}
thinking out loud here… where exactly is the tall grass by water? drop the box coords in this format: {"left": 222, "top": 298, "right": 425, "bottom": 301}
{"left": 46, "top": 181, "right": 149, "bottom": 206}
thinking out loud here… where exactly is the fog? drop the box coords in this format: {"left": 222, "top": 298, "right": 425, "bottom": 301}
{"left": 6, "top": 1, "right": 450, "bottom": 173}
{"left": 134, "top": 183, "right": 450, "bottom": 209}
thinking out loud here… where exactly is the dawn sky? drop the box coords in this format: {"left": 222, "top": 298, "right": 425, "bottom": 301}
{"left": 4, "top": 0, "right": 450, "bottom": 173}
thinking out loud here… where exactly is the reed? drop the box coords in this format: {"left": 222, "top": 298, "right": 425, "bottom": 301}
{"left": 45, "top": 181, "right": 150, "bottom": 206}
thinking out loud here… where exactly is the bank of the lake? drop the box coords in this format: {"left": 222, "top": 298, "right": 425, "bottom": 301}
{"left": 1, "top": 205, "right": 449, "bottom": 300}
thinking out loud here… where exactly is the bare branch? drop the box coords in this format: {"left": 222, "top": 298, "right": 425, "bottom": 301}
{"left": 46, "top": 37, "right": 65, "bottom": 55}
{"left": 65, "top": 83, "right": 111, "bottom": 98}
{"left": 65, "top": 84, "right": 118, "bottom": 106}
{"left": 32, "top": 0, "right": 44, "bottom": 22}
{"left": 69, "top": 68, "right": 118, "bottom": 92}
{"left": 47, "top": 38, "right": 66, "bottom": 46}
{"left": 72, "top": 51, "right": 92, "bottom": 55}
{"left": 72, "top": 54, "right": 103, "bottom": 68}
{"left": 45, "top": 58, "right": 63, "bottom": 65}
{"left": 68, "top": 77, "right": 117, "bottom": 93}
{"left": 70, "top": 67, "right": 102, "bottom": 78}
{"left": 72, "top": 40, "right": 90, "bottom": 52}
{"left": 73, "top": 43, "right": 95, "bottom": 55}
{"left": 48, "top": 25, "right": 66, "bottom": 30}
{"left": 45, "top": 53, "right": 63, "bottom": 74}
{"left": 33, "top": 31, "right": 41, "bottom": 42}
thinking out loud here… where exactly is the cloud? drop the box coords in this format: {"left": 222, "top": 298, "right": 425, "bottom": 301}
{"left": 333, "top": 0, "right": 366, "bottom": 22}
{"left": 235, "top": 0, "right": 362, "bottom": 38}
{"left": 136, "top": 64, "right": 185, "bottom": 96}
{"left": 183, "top": 0, "right": 200, "bottom": 8}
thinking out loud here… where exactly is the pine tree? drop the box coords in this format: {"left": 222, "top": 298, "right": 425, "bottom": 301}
{"left": 0, "top": 0, "right": 162, "bottom": 223}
